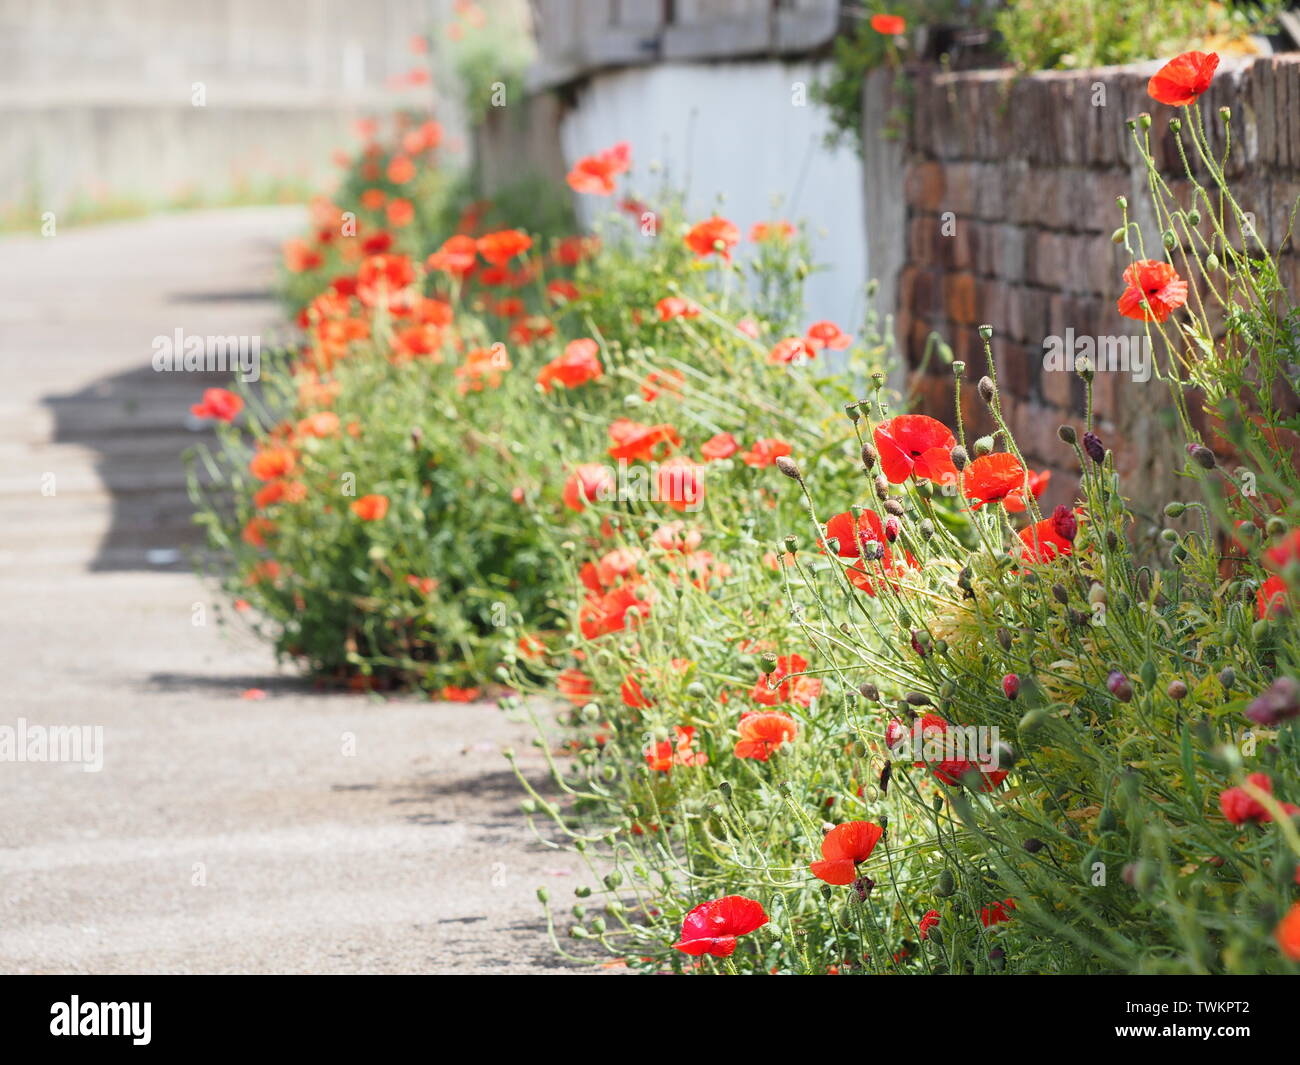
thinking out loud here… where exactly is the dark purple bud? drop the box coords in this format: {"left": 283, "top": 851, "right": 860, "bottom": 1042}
{"left": 884, "top": 516, "right": 901, "bottom": 542}
{"left": 1051, "top": 504, "right": 1078, "bottom": 542}
{"left": 1244, "top": 676, "right": 1300, "bottom": 727}
{"left": 1082, "top": 431, "right": 1105, "bottom": 464}
{"left": 1002, "top": 673, "right": 1020, "bottom": 700}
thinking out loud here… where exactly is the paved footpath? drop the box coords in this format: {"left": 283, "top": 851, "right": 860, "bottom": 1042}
{"left": 0, "top": 208, "right": 591, "bottom": 974}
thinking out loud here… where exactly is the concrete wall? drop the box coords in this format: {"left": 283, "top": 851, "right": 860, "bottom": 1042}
{"left": 874, "top": 55, "right": 1300, "bottom": 509}
{"left": 0, "top": 0, "right": 450, "bottom": 218}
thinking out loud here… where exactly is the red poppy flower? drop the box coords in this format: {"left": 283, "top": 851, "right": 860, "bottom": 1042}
{"left": 873, "top": 415, "right": 958, "bottom": 485}
{"left": 241, "top": 517, "right": 276, "bottom": 548}
{"left": 919, "top": 910, "right": 941, "bottom": 939}
{"left": 508, "top": 316, "right": 556, "bottom": 346}
{"left": 805, "top": 320, "right": 851, "bottom": 351}
{"left": 356, "top": 254, "right": 415, "bottom": 309}
{"left": 963, "top": 452, "right": 1026, "bottom": 509}
{"left": 476, "top": 228, "right": 532, "bottom": 267}
{"left": 537, "top": 338, "right": 604, "bottom": 393}
{"left": 547, "top": 280, "right": 580, "bottom": 304}
{"left": 1117, "top": 260, "right": 1189, "bottom": 323}
{"left": 809, "top": 821, "right": 884, "bottom": 885}
{"left": 1004, "top": 468, "right": 1050, "bottom": 513}
{"left": 749, "top": 654, "right": 821, "bottom": 707}
{"left": 607, "top": 418, "right": 681, "bottom": 462}
{"left": 871, "top": 13, "right": 906, "bottom": 36}
{"left": 426, "top": 234, "right": 478, "bottom": 276}
{"left": 701, "top": 432, "right": 739, "bottom": 460}
{"left": 767, "top": 337, "right": 816, "bottom": 365}
{"left": 190, "top": 388, "right": 243, "bottom": 422}
{"left": 1016, "top": 513, "right": 1077, "bottom": 563}
{"left": 282, "top": 238, "right": 322, "bottom": 273}
{"left": 621, "top": 674, "right": 653, "bottom": 710}
{"left": 1220, "top": 773, "right": 1300, "bottom": 825}
{"left": 562, "top": 463, "right": 615, "bottom": 512}
{"left": 825, "top": 508, "right": 915, "bottom": 594}
{"left": 296, "top": 411, "right": 340, "bottom": 438}
{"left": 1148, "top": 50, "right": 1219, "bottom": 107}
{"left": 656, "top": 456, "right": 705, "bottom": 512}
{"left": 684, "top": 216, "right": 740, "bottom": 261}
{"left": 362, "top": 231, "right": 394, "bottom": 256}
{"left": 578, "top": 581, "right": 652, "bottom": 639}
{"left": 351, "top": 494, "right": 389, "bottom": 521}
{"left": 739, "top": 438, "right": 792, "bottom": 468}
{"left": 1258, "top": 574, "right": 1288, "bottom": 619}
{"left": 1277, "top": 902, "right": 1300, "bottom": 961}
{"left": 749, "top": 220, "right": 795, "bottom": 243}
{"left": 644, "top": 726, "right": 707, "bottom": 772}
{"left": 439, "top": 685, "right": 481, "bottom": 702}
{"left": 914, "top": 714, "right": 1009, "bottom": 791}
{"left": 980, "top": 898, "right": 1017, "bottom": 927}
{"left": 386, "top": 198, "right": 414, "bottom": 228}
{"left": 253, "top": 479, "right": 306, "bottom": 508}
{"left": 655, "top": 296, "right": 700, "bottom": 321}
{"left": 734, "top": 711, "right": 798, "bottom": 760}
{"left": 249, "top": 446, "right": 296, "bottom": 481}
{"left": 672, "top": 895, "right": 768, "bottom": 957}
{"left": 566, "top": 141, "right": 631, "bottom": 195}
{"left": 556, "top": 668, "right": 594, "bottom": 705}
{"left": 641, "top": 369, "right": 685, "bottom": 401}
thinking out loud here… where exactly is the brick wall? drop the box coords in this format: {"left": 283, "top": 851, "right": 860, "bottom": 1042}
{"left": 883, "top": 55, "right": 1300, "bottom": 511}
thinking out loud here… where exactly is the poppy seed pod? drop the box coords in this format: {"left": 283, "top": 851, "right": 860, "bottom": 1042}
{"left": 950, "top": 445, "right": 969, "bottom": 471}
{"left": 774, "top": 455, "right": 802, "bottom": 480}
{"left": 1166, "top": 679, "right": 1188, "bottom": 700}
{"left": 860, "top": 441, "right": 878, "bottom": 470}
{"left": 978, "top": 376, "right": 995, "bottom": 403}
{"left": 1080, "top": 431, "right": 1107, "bottom": 464}
{"left": 883, "top": 497, "right": 905, "bottom": 517}
{"left": 996, "top": 627, "right": 1012, "bottom": 650}
{"left": 973, "top": 435, "right": 994, "bottom": 457}
{"left": 1108, "top": 670, "right": 1133, "bottom": 702}
{"left": 844, "top": 402, "right": 861, "bottom": 423}
{"left": 1002, "top": 673, "right": 1020, "bottom": 700}
{"left": 978, "top": 324, "right": 993, "bottom": 341}
{"left": 1219, "top": 666, "right": 1236, "bottom": 691}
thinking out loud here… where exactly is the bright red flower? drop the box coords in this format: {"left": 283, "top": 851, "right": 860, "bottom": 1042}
{"left": 701, "top": 433, "right": 739, "bottom": 461}
{"left": 824, "top": 508, "right": 915, "bottom": 595}
{"left": 871, "top": 13, "right": 906, "bottom": 36}
{"left": 1003, "top": 468, "right": 1050, "bottom": 513}
{"left": 356, "top": 254, "right": 415, "bottom": 309}
{"left": 655, "top": 296, "right": 700, "bottom": 321}
{"left": 672, "top": 895, "right": 768, "bottom": 957}
{"left": 426, "top": 234, "right": 478, "bottom": 276}
{"left": 734, "top": 711, "right": 798, "bottom": 760}
{"left": 607, "top": 418, "right": 681, "bottom": 462}
{"left": 537, "top": 338, "right": 604, "bottom": 393}
{"left": 739, "top": 438, "right": 792, "bottom": 468}
{"left": 476, "top": 229, "right": 532, "bottom": 267}
{"left": 296, "top": 411, "right": 340, "bottom": 438}
{"left": 919, "top": 910, "right": 941, "bottom": 939}
{"left": 556, "top": 668, "right": 594, "bottom": 705}
{"left": 562, "top": 463, "right": 615, "bottom": 512}
{"left": 351, "top": 494, "right": 389, "bottom": 521}
{"left": 547, "top": 279, "right": 581, "bottom": 304}
{"left": 566, "top": 141, "right": 631, "bottom": 195}
{"left": 1219, "top": 773, "right": 1300, "bottom": 825}
{"left": 1258, "top": 574, "right": 1288, "bottom": 619}
{"left": 621, "top": 674, "right": 653, "bottom": 710}
{"left": 656, "top": 456, "right": 705, "bottom": 512}
{"left": 439, "top": 685, "right": 481, "bottom": 702}
{"left": 963, "top": 452, "right": 1026, "bottom": 509}
{"left": 805, "top": 320, "right": 851, "bottom": 351}
{"left": 684, "top": 216, "right": 740, "bottom": 261}
{"left": 1016, "top": 513, "right": 1077, "bottom": 564}
{"left": 980, "top": 899, "right": 1017, "bottom": 927}
{"left": 1277, "top": 901, "right": 1300, "bottom": 961}
{"left": 767, "top": 337, "right": 816, "bottom": 365}
{"left": 644, "top": 726, "right": 707, "bottom": 772}
{"left": 578, "top": 581, "right": 652, "bottom": 639}
{"left": 1117, "top": 260, "right": 1189, "bottom": 323}
{"left": 241, "top": 517, "right": 276, "bottom": 548}
{"left": 913, "top": 714, "right": 1009, "bottom": 791}
{"left": 750, "top": 654, "right": 821, "bottom": 707}
{"left": 873, "top": 415, "right": 958, "bottom": 485}
{"left": 809, "top": 821, "right": 884, "bottom": 885}
{"left": 249, "top": 446, "right": 296, "bottom": 481}
{"left": 191, "top": 388, "right": 243, "bottom": 422}
{"left": 1148, "top": 50, "right": 1219, "bottom": 107}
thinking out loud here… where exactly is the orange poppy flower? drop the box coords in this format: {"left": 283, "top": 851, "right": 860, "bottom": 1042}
{"left": 873, "top": 414, "right": 957, "bottom": 485}
{"left": 426, "top": 234, "right": 478, "bottom": 276}
{"left": 810, "top": 821, "right": 884, "bottom": 885}
{"left": 739, "top": 438, "right": 792, "bottom": 468}
{"left": 351, "top": 494, "right": 389, "bottom": 521}
{"left": 767, "top": 337, "right": 815, "bottom": 364}
{"left": 476, "top": 228, "right": 532, "bottom": 267}
{"left": 537, "top": 338, "right": 604, "bottom": 393}
{"left": 562, "top": 463, "right": 615, "bottom": 512}
{"left": 641, "top": 368, "right": 685, "bottom": 401}
{"left": 565, "top": 141, "right": 631, "bottom": 195}
{"left": 241, "top": 517, "right": 276, "bottom": 548}
{"left": 607, "top": 418, "right": 681, "bottom": 462}
{"left": 644, "top": 726, "right": 707, "bottom": 772}
{"left": 1003, "top": 468, "right": 1050, "bottom": 513}
{"left": 1117, "top": 259, "right": 1189, "bottom": 322}
{"left": 701, "top": 432, "right": 739, "bottom": 460}
{"left": 1148, "top": 50, "right": 1219, "bottom": 107}
{"left": 355, "top": 254, "right": 415, "bottom": 309}
{"left": 296, "top": 411, "right": 340, "bottom": 438}
{"left": 749, "top": 220, "right": 795, "bottom": 243}
{"left": 684, "top": 216, "right": 739, "bottom": 261}
{"left": 253, "top": 480, "right": 307, "bottom": 508}
{"left": 963, "top": 452, "right": 1026, "bottom": 508}
{"left": 805, "top": 320, "right": 851, "bottom": 351}
{"left": 190, "top": 388, "right": 243, "bottom": 422}
{"left": 871, "top": 13, "right": 906, "bottom": 35}
{"left": 656, "top": 296, "right": 700, "bottom": 321}
{"left": 556, "top": 668, "right": 594, "bottom": 705}
{"left": 1276, "top": 901, "right": 1300, "bottom": 961}
{"left": 439, "top": 686, "right": 481, "bottom": 702}
{"left": 1016, "top": 513, "right": 1077, "bottom": 564}
{"left": 734, "top": 711, "right": 798, "bottom": 761}
{"left": 249, "top": 446, "right": 296, "bottom": 481}
{"left": 656, "top": 456, "right": 705, "bottom": 512}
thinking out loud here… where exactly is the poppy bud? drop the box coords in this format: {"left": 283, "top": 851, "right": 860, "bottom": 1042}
{"left": 860, "top": 442, "right": 878, "bottom": 470}
{"left": 1187, "top": 208, "right": 1200, "bottom": 226}
{"left": 1267, "top": 516, "right": 1289, "bottom": 539}
{"left": 1023, "top": 838, "right": 1044, "bottom": 854}
{"left": 775, "top": 455, "right": 802, "bottom": 480}
{"left": 935, "top": 869, "right": 956, "bottom": 897}
{"left": 905, "top": 691, "right": 932, "bottom": 706}
{"left": 1166, "top": 679, "right": 1187, "bottom": 700}
{"left": 1002, "top": 673, "right": 1020, "bottom": 700}
{"left": 1218, "top": 666, "right": 1236, "bottom": 691}
{"left": 718, "top": 780, "right": 733, "bottom": 799}
{"left": 874, "top": 475, "right": 889, "bottom": 499}
{"left": 1187, "top": 443, "right": 1216, "bottom": 469}
{"left": 910, "top": 630, "right": 930, "bottom": 657}
{"left": 1051, "top": 505, "right": 1078, "bottom": 542}
{"left": 1138, "top": 111, "right": 1152, "bottom": 129}
{"left": 1244, "top": 676, "right": 1300, "bottom": 726}
{"left": 574, "top": 885, "right": 591, "bottom": 897}
{"left": 885, "top": 717, "right": 908, "bottom": 751}
{"left": 1058, "top": 424, "right": 1076, "bottom": 445}
{"left": 1111, "top": 227, "right": 1126, "bottom": 244}
{"left": 859, "top": 682, "right": 880, "bottom": 701}
{"left": 1107, "top": 670, "right": 1133, "bottom": 702}
{"left": 995, "top": 742, "right": 1017, "bottom": 768}
{"left": 1052, "top": 582, "right": 1069, "bottom": 605}
{"left": 852, "top": 876, "right": 876, "bottom": 901}
{"left": 1099, "top": 807, "right": 1118, "bottom": 832}
{"left": 1164, "top": 501, "right": 1186, "bottom": 518}
{"left": 973, "top": 435, "right": 994, "bottom": 456}
{"left": 1082, "top": 431, "right": 1105, "bottom": 464}
{"left": 536, "top": 887, "right": 550, "bottom": 903}
{"left": 883, "top": 497, "right": 904, "bottom": 517}
{"left": 919, "top": 519, "right": 935, "bottom": 540}
{"left": 820, "top": 884, "right": 833, "bottom": 900}
{"left": 885, "top": 516, "right": 901, "bottom": 542}
{"left": 950, "top": 445, "right": 969, "bottom": 471}
{"left": 1206, "top": 252, "right": 1219, "bottom": 272}
{"left": 978, "top": 376, "right": 995, "bottom": 403}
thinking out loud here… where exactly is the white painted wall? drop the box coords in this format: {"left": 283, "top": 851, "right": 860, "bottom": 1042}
{"left": 558, "top": 60, "right": 867, "bottom": 329}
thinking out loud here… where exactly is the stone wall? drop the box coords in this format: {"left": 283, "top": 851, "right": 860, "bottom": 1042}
{"left": 878, "top": 54, "right": 1300, "bottom": 510}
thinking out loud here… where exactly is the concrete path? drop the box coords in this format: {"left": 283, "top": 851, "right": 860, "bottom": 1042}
{"left": 0, "top": 209, "right": 589, "bottom": 974}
